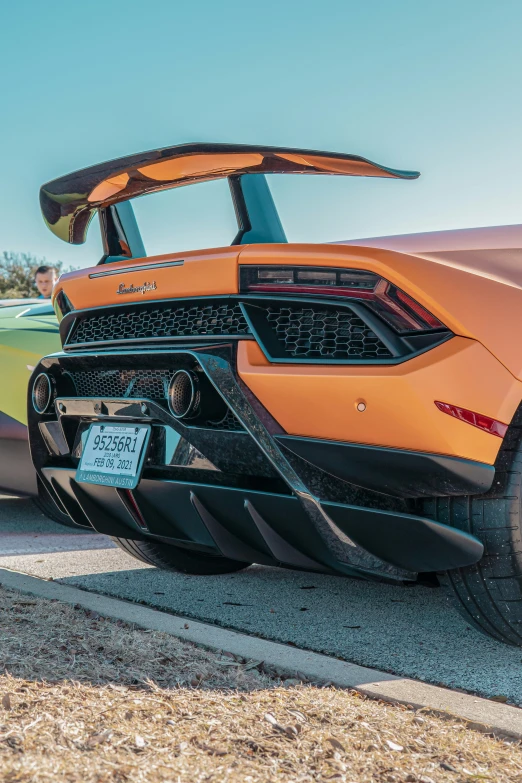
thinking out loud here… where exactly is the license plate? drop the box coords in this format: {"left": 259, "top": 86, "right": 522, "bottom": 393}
{"left": 77, "top": 423, "right": 151, "bottom": 489}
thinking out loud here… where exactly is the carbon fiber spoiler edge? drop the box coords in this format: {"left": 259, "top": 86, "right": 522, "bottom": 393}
{"left": 40, "top": 142, "right": 419, "bottom": 260}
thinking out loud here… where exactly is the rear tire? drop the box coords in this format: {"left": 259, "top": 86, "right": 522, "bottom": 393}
{"left": 111, "top": 537, "right": 252, "bottom": 575}
{"left": 422, "top": 414, "right": 522, "bottom": 646}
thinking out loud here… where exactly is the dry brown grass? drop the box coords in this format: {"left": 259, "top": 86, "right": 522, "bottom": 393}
{"left": 1, "top": 586, "right": 522, "bottom": 782}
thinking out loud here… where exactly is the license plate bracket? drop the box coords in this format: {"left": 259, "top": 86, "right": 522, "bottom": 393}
{"left": 77, "top": 423, "right": 151, "bottom": 489}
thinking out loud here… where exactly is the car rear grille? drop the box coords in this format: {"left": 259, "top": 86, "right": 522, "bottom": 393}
{"left": 65, "top": 297, "right": 392, "bottom": 362}
{"left": 264, "top": 305, "right": 392, "bottom": 359}
{"left": 67, "top": 301, "right": 251, "bottom": 346}
{"left": 69, "top": 369, "right": 171, "bottom": 399}
{"left": 205, "top": 408, "right": 244, "bottom": 432}
{"left": 67, "top": 369, "right": 244, "bottom": 431}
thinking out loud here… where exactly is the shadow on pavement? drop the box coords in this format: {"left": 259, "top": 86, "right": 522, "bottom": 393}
{"left": 58, "top": 561, "right": 522, "bottom": 706}
{"left": 0, "top": 494, "right": 92, "bottom": 535}
{"left": 2, "top": 492, "right": 522, "bottom": 705}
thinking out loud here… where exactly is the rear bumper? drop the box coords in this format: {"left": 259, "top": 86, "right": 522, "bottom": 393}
{"left": 28, "top": 345, "right": 485, "bottom": 578}
{"left": 238, "top": 338, "right": 522, "bottom": 465}
{"left": 277, "top": 435, "right": 494, "bottom": 498}
{"left": 43, "top": 467, "right": 483, "bottom": 576}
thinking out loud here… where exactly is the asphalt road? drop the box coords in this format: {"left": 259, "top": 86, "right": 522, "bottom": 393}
{"left": 2, "top": 495, "right": 522, "bottom": 704}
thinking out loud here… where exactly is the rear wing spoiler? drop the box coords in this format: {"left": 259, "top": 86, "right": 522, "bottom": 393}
{"left": 40, "top": 142, "right": 419, "bottom": 262}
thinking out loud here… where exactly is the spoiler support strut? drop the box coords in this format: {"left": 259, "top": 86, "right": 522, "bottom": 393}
{"left": 229, "top": 174, "right": 287, "bottom": 246}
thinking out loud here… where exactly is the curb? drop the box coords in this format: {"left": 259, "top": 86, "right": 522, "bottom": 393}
{"left": 1, "top": 566, "right": 521, "bottom": 739}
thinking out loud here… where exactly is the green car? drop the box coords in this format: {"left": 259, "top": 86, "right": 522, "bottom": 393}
{"left": 0, "top": 300, "right": 70, "bottom": 523}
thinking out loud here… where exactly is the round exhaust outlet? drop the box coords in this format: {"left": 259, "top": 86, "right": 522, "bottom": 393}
{"left": 32, "top": 373, "right": 55, "bottom": 414}
{"left": 168, "top": 370, "right": 200, "bottom": 419}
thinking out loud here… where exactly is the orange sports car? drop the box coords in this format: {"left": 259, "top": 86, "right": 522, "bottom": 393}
{"left": 29, "top": 143, "right": 522, "bottom": 646}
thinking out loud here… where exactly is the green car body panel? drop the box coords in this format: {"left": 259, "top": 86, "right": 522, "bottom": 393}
{"left": 0, "top": 302, "right": 60, "bottom": 495}
{"left": 0, "top": 303, "right": 60, "bottom": 425}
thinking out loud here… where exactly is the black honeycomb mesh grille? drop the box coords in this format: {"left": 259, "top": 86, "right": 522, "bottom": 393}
{"left": 69, "top": 369, "right": 171, "bottom": 399}
{"left": 265, "top": 304, "right": 392, "bottom": 359}
{"left": 206, "top": 408, "right": 244, "bottom": 432}
{"left": 67, "top": 301, "right": 251, "bottom": 346}
{"left": 65, "top": 297, "right": 393, "bottom": 362}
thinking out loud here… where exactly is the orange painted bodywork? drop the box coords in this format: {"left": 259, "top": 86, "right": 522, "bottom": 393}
{"left": 239, "top": 243, "right": 522, "bottom": 381}
{"left": 237, "top": 339, "right": 522, "bottom": 464}
{"left": 55, "top": 239, "right": 522, "bottom": 465}
{"left": 55, "top": 247, "right": 241, "bottom": 311}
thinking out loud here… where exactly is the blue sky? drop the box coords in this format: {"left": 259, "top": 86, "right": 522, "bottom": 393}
{"left": 1, "top": 0, "right": 521, "bottom": 268}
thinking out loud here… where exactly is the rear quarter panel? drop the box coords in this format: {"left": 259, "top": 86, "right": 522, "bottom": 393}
{"left": 239, "top": 244, "right": 522, "bottom": 381}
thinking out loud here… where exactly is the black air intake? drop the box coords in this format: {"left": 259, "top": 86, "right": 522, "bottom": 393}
{"left": 66, "top": 299, "right": 251, "bottom": 347}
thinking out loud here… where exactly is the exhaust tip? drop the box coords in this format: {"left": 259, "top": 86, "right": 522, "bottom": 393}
{"left": 32, "top": 372, "right": 55, "bottom": 414}
{"left": 168, "top": 370, "right": 200, "bottom": 419}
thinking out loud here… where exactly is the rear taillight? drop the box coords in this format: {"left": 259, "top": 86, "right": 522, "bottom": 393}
{"left": 435, "top": 401, "right": 508, "bottom": 438}
{"left": 239, "top": 266, "right": 444, "bottom": 334}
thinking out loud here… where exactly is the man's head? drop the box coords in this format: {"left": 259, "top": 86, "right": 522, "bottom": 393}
{"left": 34, "top": 265, "right": 58, "bottom": 298}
